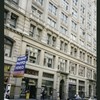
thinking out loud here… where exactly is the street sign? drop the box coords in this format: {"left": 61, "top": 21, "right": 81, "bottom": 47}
{"left": 13, "top": 56, "right": 27, "bottom": 77}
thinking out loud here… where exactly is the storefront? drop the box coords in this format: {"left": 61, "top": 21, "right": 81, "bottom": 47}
{"left": 20, "top": 68, "right": 39, "bottom": 99}
{"left": 20, "top": 77, "right": 37, "bottom": 99}
{"left": 68, "top": 78, "right": 76, "bottom": 99}
{"left": 41, "top": 72, "right": 54, "bottom": 99}
{"left": 78, "top": 80, "right": 85, "bottom": 98}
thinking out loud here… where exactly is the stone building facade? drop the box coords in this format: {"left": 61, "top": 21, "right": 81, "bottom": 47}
{"left": 4, "top": 0, "right": 96, "bottom": 99}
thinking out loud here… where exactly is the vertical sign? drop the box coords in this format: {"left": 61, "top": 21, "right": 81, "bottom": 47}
{"left": 13, "top": 56, "right": 27, "bottom": 77}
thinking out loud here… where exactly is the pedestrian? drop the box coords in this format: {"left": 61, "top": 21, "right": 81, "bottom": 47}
{"left": 41, "top": 88, "right": 45, "bottom": 100}
{"left": 75, "top": 94, "right": 81, "bottom": 100}
{"left": 5, "top": 90, "right": 10, "bottom": 99}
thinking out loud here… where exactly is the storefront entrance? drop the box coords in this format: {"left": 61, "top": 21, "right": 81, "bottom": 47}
{"left": 29, "top": 85, "right": 36, "bottom": 99}
{"left": 59, "top": 80, "right": 64, "bottom": 100}
{"left": 20, "top": 78, "right": 37, "bottom": 99}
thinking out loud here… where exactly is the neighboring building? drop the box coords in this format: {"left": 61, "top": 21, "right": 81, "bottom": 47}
{"left": 4, "top": 0, "right": 96, "bottom": 99}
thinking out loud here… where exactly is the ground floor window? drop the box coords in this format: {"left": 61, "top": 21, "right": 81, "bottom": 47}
{"left": 20, "top": 77, "right": 37, "bottom": 99}
{"left": 42, "top": 80, "right": 53, "bottom": 99}
{"left": 68, "top": 84, "right": 76, "bottom": 99}
{"left": 78, "top": 80, "right": 85, "bottom": 98}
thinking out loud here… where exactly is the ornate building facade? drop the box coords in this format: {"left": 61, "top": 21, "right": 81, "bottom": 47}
{"left": 4, "top": 0, "right": 96, "bottom": 99}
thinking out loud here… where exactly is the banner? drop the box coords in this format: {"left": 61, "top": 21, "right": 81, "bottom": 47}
{"left": 13, "top": 56, "right": 27, "bottom": 77}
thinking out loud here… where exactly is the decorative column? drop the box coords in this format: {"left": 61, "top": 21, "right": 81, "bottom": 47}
{"left": 56, "top": 36, "right": 60, "bottom": 50}
{"left": 65, "top": 76, "right": 69, "bottom": 100}
{"left": 67, "top": 42, "right": 71, "bottom": 55}
{"left": 56, "top": 73, "right": 60, "bottom": 100}
{"left": 66, "top": 60, "right": 70, "bottom": 73}
{"left": 41, "top": 28, "right": 47, "bottom": 44}
{"left": 54, "top": 55, "right": 58, "bottom": 70}
{"left": 37, "top": 71, "right": 43, "bottom": 100}
{"left": 39, "top": 49, "right": 45, "bottom": 66}
{"left": 14, "top": 78, "right": 22, "bottom": 99}
{"left": 76, "top": 79, "right": 79, "bottom": 95}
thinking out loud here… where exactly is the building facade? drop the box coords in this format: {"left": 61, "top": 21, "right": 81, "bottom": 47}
{"left": 4, "top": 0, "right": 96, "bottom": 99}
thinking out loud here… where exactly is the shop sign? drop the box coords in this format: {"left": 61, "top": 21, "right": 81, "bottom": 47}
{"left": 13, "top": 56, "right": 27, "bottom": 77}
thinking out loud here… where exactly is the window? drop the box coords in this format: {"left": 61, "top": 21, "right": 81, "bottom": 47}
{"left": 4, "top": 10, "right": 8, "bottom": 24}
{"left": 69, "top": 62, "right": 77, "bottom": 75}
{"left": 31, "top": 6, "right": 37, "bottom": 14}
{"left": 64, "top": 43, "right": 68, "bottom": 53}
{"left": 47, "top": 34, "right": 56, "bottom": 47}
{"left": 12, "top": 0, "right": 19, "bottom": 4}
{"left": 35, "top": 0, "right": 43, "bottom": 5}
{"left": 30, "top": 24, "right": 36, "bottom": 37}
{"left": 62, "top": 0, "right": 69, "bottom": 11}
{"left": 87, "top": 22, "right": 91, "bottom": 30}
{"left": 81, "top": 4, "right": 85, "bottom": 14}
{"left": 87, "top": 69, "right": 92, "bottom": 79}
{"left": 71, "top": 33, "right": 76, "bottom": 41}
{"left": 87, "top": 55, "right": 92, "bottom": 64}
{"left": 88, "top": 13, "right": 91, "bottom": 20}
{"left": 36, "top": 28, "right": 42, "bottom": 40}
{"left": 61, "top": 12, "right": 68, "bottom": 23}
{"left": 72, "top": 21, "right": 77, "bottom": 31}
{"left": 44, "top": 53, "right": 55, "bottom": 68}
{"left": 80, "top": 28, "right": 85, "bottom": 37}
{"left": 80, "top": 39, "right": 84, "bottom": 46}
{"left": 58, "top": 58, "right": 67, "bottom": 72}
{"left": 43, "top": 73, "right": 54, "bottom": 78}
{"left": 52, "top": 36, "right": 56, "bottom": 47}
{"left": 4, "top": 36, "right": 14, "bottom": 57}
{"left": 60, "top": 26, "right": 67, "bottom": 35}
{"left": 70, "top": 46, "right": 77, "bottom": 57}
{"left": 87, "top": 34, "right": 91, "bottom": 43}
{"left": 74, "top": 48, "right": 77, "bottom": 57}
{"left": 72, "top": 0, "right": 78, "bottom": 6}
{"left": 31, "top": 6, "right": 43, "bottom": 19}
{"left": 60, "top": 40, "right": 64, "bottom": 51}
{"left": 10, "top": 13, "right": 18, "bottom": 28}
{"left": 26, "top": 45, "right": 41, "bottom": 64}
{"left": 72, "top": 8, "right": 77, "bottom": 18}
{"left": 78, "top": 66, "right": 85, "bottom": 77}
{"left": 37, "top": 10, "right": 42, "bottom": 18}
{"left": 49, "top": 2, "right": 57, "bottom": 15}
{"left": 47, "top": 34, "right": 51, "bottom": 45}
{"left": 78, "top": 81, "right": 85, "bottom": 97}
{"left": 80, "top": 16, "right": 85, "bottom": 25}
{"left": 48, "top": 18, "right": 56, "bottom": 28}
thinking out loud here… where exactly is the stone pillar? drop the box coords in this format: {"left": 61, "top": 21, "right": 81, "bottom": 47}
{"left": 54, "top": 55, "right": 58, "bottom": 70}
{"left": 14, "top": 78, "right": 22, "bottom": 99}
{"left": 39, "top": 49, "right": 45, "bottom": 66}
{"left": 23, "top": 17, "right": 30, "bottom": 35}
{"left": 67, "top": 42, "right": 71, "bottom": 55}
{"left": 76, "top": 64, "right": 79, "bottom": 76}
{"left": 65, "top": 76, "right": 69, "bottom": 100}
{"left": 77, "top": 47, "right": 80, "bottom": 59}
{"left": 41, "top": 28, "right": 47, "bottom": 44}
{"left": 37, "top": 71, "right": 43, "bottom": 100}
{"left": 76, "top": 79, "right": 79, "bottom": 95}
{"left": 20, "top": 42, "right": 27, "bottom": 55}
{"left": 66, "top": 60, "right": 70, "bottom": 73}
{"left": 85, "top": 67, "right": 87, "bottom": 78}
{"left": 56, "top": 36, "right": 60, "bottom": 50}
{"left": 44, "top": 0, "right": 49, "bottom": 22}
{"left": 56, "top": 73, "right": 60, "bottom": 100}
